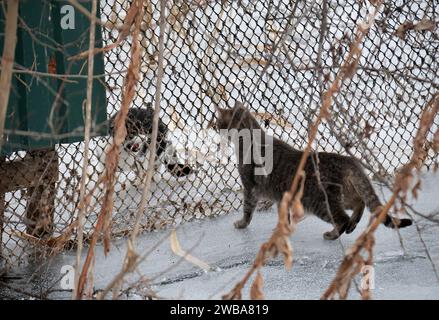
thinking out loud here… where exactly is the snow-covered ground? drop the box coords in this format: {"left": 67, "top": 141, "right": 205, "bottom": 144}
{"left": 1, "top": 171, "right": 438, "bottom": 300}
{"left": 1, "top": 0, "right": 438, "bottom": 299}
{"left": 3, "top": 0, "right": 437, "bottom": 246}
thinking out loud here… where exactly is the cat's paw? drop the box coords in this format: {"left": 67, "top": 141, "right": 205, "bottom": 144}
{"left": 323, "top": 230, "right": 340, "bottom": 240}
{"left": 234, "top": 219, "right": 249, "bottom": 229}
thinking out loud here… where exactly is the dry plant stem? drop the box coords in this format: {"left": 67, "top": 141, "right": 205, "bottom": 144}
{"left": 131, "top": 0, "right": 167, "bottom": 243}
{"left": 76, "top": 0, "right": 143, "bottom": 299}
{"left": 98, "top": 0, "right": 168, "bottom": 299}
{"left": 316, "top": 0, "right": 328, "bottom": 97}
{"left": 223, "top": 173, "right": 305, "bottom": 300}
{"left": 411, "top": 218, "right": 439, "bottom": 282}
{"left": 322, "top": 194, "right": 395, "bottom": 299}
{"left": 245, "top": 0, "right": 300, "bottom": 103}
{"left": 74, "top": 0, "right": 97, "bottom": 300}
{"left": 0, "top": 67, "right": 127, "bottom": 80}
{"left": 288, "top": 1, "right": 382, "bottom": 201}
{"left": 322, "top": 93, "right": 439, "bottom": 299}
{"left": 69, "top": 0, "right": 139, "bottom": 61}
{"left": 98, "top": 232, "right": 171, "bottom": 300}
{"left": 0, "top": 0, "right": 19, "bottom": 150}
{"left": 224, "top": 1, "right": 383, "bottom": 300}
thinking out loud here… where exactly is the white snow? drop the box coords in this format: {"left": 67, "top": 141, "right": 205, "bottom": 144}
{"left": 2, "top": 171, "right": 438, "bottom": 299}
{"left": 1, "top": 0, "right": 438, "bottom": 300}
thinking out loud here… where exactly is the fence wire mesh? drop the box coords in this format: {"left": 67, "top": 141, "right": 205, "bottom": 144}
{"left": 0, "top": 0, "right": 438, "bottom": 267}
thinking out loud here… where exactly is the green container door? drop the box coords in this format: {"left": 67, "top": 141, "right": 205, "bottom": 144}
{"left": 0, "top": 0, "right": 107, "bottom": 156}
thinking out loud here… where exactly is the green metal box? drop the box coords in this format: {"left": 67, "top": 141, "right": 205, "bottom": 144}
{"left": 0, "top": 0, "right": 107, "bottom": 156}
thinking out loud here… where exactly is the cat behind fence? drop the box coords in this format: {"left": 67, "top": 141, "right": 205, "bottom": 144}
{"left": 214, "top": 101, "right": 412, "bottom": 240}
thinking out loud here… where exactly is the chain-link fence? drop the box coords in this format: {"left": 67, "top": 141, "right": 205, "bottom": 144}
{"left": 0, "top": 0, "right": 438, "bottom": 267}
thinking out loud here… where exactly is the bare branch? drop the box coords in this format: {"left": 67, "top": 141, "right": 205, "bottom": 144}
{"left": 74, "top": 0, "right": 97, "bottom": 300}
{"left": 75, "top": 0, "right": 144, "bottom": 299}
{"left": 98, "top": 0, "right": 169, "bottom": 299}
{"left": 0, "top": 0, "right": 19, "bottom": 151}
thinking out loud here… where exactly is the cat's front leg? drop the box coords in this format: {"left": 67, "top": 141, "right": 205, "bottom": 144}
{"left": 235, "top": 189, "right": 257, "bottom": 229}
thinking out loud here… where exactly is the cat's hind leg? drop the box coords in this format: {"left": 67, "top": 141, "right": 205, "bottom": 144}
{"left": 235, "top": 189, "right": 257, "bottom": 229}
{"left": 345, "top": 200, "right": 365, "bottom": 234}
{"left": 322, "top": 210, "right": 350, "bottom": 240}
{"left": 315, "top": 200, "right": 350, "bottom": 240}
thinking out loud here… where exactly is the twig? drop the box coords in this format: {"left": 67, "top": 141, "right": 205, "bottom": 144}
{"left": 0, "top": 281, "right": 46, "bottom": 300}
{"left": 68, "top": 0, "right": 139, "bottom": 61}
{"left": 3, "top": 126, "right": 106, "bottom": 141}
{"left": 98, "top": 231, "right": 171, "bottom": 299}
{"left": 0, "top": 66, "right": 127, "bottom": 80}
{"left": 412, "top": 218, "right": 439, "bottom": 282}
{"left": 76, "top": 0, "right": 143, "bottom": 299}
{"left": 224, "top": 0, "right": 383, "bottom": 300}
{"left": 322, "top": 92, "right": 439, "bottom": 299}
{"left": 0, "top": 0, "right": 19, "bottom": 151}
{"left": 98, "top": 0, "right": 168, "bottom": 299}
{"left": 132, "top": 0, "right": 167, "bottom": 243}
{"left": 74, "top": 0, "right": 97, "bottom": 300}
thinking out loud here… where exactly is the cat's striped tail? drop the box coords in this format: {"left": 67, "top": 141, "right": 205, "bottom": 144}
{"left": 352, "top": 168, "right": 412, "bottom": 229}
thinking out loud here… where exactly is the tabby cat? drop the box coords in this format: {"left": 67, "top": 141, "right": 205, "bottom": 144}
{"left": 214, "top": 101, "right": 412, "bottom": 240}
